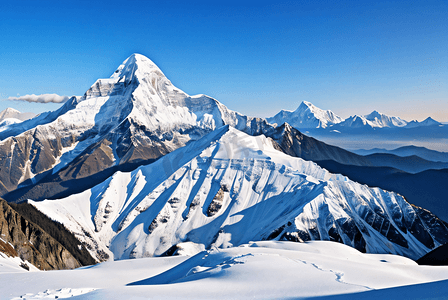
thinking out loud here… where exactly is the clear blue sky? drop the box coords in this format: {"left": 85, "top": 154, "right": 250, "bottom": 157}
{"left": 1, "top": 0, "right": 447, "bottom": 121}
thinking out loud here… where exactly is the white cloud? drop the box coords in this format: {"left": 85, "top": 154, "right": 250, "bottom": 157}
{"left": 8, "top": 93, "right": 70, "bottom": 103}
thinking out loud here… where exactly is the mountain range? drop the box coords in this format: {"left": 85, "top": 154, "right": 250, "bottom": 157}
{"left": 352, "top": 145, "right": 448, "bottom": 163}
{"left": 267, "top": 101, "right": 442, "bottom": 131}
{"left": 1, "top": 53, "right": 447, "bottom": 272}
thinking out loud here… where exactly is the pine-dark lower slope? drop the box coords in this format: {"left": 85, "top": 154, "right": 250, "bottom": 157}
{"left": 9, "top": 200, "right": 97, "bottom": 266}
{"left": 0, "top": 198, "right": 96, "bottom": 270}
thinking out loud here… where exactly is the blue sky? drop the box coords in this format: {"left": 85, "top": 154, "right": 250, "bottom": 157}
{"left": 1, "top": 0, "right": 447, "bottom": 121}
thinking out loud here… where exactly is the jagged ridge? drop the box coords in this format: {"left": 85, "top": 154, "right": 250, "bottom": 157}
{"left": 30, "top": 127, "right": 448, "bottom": 261}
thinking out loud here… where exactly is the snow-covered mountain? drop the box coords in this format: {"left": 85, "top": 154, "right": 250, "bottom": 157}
{"left": 335, "top": 110, "right": 408, "bottom": 129}
{"left": 0, "top": 108, "right": 36, "bottom": 130}
{"left": 0, "top": 108, "right": 35, "bottom": 123}
{"left": 30, "top": 126, "right": 448, "bottom": 262}
{"left": 267, "top": 101, "right": 343, "bottom": 129}
{"left": 1, "top": 54, "right": 371, "bottom": 203}
{"left": 267, "top": 102, "right": 443, "bottom": 133}
{"left": 2, "top": 53, "right": 447, "bottom": 275}
{"left": 405, "top": 117, "right": 442, "bottom": 128}
{"left": 0, "top": 54, "right": 273, "bottom": 197}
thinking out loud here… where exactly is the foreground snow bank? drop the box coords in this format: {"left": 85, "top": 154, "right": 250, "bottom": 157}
{"left": 2, "top": 241, "right": 448, "bottom": 299}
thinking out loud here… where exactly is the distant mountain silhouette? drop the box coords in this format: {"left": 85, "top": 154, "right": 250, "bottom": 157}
{"left": 353, "top": 145, "right": 448, "bottom": 163}
{"left": 316, "top": 160, "right": 448, "bottom": 222}
{"left": 364, "top": 153, "right": 448, "bottom": 173}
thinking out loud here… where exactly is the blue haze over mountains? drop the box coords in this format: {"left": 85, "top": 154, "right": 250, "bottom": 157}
{"left": 267, "top": 100, "right": 448, "bottom": 153}
{"left": 0, "top": 54, "right": 447, "bottom": 269}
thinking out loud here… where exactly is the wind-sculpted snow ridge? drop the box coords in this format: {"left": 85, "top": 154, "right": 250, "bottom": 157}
{"left": 30, "top": 126, "right": 448, "bottom": 262}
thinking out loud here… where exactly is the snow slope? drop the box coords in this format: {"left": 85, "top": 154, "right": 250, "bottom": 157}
{"left": 267, "top": 101, "right": 343, "bottom": 129}
{"left": 3, "top": 241, "right": 448, "bottom": 300}
{"left": 0, "top": 254, "right": 39, "bottom": 273}
{"left": 0, "top": 118, "right": 21, "bottom": 129}
{"left": 30, "top": 126, "right": 448, "bottom": 262}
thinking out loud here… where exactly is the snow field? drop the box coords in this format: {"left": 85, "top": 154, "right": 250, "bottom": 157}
{"left": 2, "top": 241, "right": 448, "bottom": 299}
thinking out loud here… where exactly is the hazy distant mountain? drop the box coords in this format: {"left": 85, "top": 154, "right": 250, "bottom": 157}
{"left": 352, "top": 146, "right": 448, "bottom": 163}
{"left": 335, "top": 111, "right": 408, "bottom": 129}
{"left": 0, "top": 108, "right": 36, "bottom": 130}
{"left": 267, "top": 101, "right": 343, "bottom": 129}
{"left": 406, "top": 117, "right": 442, "bottom": 128}
{"left": 316, "top": 160, "right": 448, "bottom": 223}
{"left": 363, "top": 153, "right": 448, "bottom": 173}
{"left": 267, "top": 103, "right": 443, "bottom": 137}
{"left": 0, "top": 108, "right": 36, "bottom": 122}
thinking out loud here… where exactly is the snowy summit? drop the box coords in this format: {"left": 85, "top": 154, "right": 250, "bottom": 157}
{"left": 267, "top": 101, "right": 343, "bottom": 129}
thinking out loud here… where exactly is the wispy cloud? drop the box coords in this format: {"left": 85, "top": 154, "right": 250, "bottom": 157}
{"left": 8, "top": 93, "right": 70, "bottom": 103}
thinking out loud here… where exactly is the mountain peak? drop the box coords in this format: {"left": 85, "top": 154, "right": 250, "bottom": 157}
{"left": 110, "top": 53, "right": 165, "bottom": 82}
{"left": 0, "top": 107, "right": 20, "bottom": 118}
{"left": 0, "top": 107, "right": 36, "bottom": 123}
{"left": 405, "top": 117, "right": 441, "bottom": 128}
{"left": 365, "top": 110, "right": 382, "bottom": 118}
{"left": 267, "top": 101, "right": 343, "bottom": 129}
{"left": 424, "top": 117, "right": 437, "bottom": 122}
{"left": 300, "top": 101, "right": 314, "bottom": 108}
{"left": 421, "top": 117, "right": 441, "bottom": 125}
{"left": 3, "top": 107, "right": 20, "bottom": 113}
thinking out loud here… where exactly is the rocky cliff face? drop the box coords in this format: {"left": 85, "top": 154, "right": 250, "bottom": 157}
{"left": 0, "top": 198, "right": 89, "bottom": 270}
{"left": 270, "top": 123, "right": 370, "bottom": 166}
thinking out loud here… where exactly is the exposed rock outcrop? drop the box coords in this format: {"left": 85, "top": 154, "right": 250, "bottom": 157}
{"left": 0, "top": 198, "right": 94, "bottom": 270}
